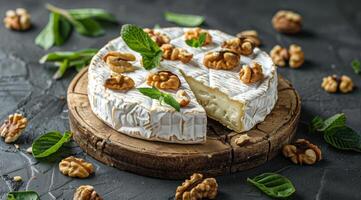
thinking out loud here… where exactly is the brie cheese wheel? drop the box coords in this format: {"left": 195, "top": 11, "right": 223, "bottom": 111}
{"left": 88, "top": 27, "right": 278, "bottom": 144}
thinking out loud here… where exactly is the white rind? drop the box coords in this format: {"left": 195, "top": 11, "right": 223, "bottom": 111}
{"left": 88, "top": 27, "right": 278, "bottom": 144}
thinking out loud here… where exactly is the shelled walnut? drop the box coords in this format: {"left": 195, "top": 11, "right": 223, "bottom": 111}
{"left": 161, "top": 44, "right": 193, "bottom": 63}
{"left": 0, "top": 113, "right": 27, "bottom": 143}
{"left": 222, "top": 37, "right": 255, "bottom": 56}
{"left": 288, "top": 44, "right": 305, "bottom": 68}
{"left": 236, "top": 30, "right": 261, "bottom": 47}
{"left": 321, "top": 75, "right": 338, "bottom": 93}
{"left": 203, "top": 50, "right": 240, "bottom": 70}
{"left": 3, "top": 8, "right": 31, "bottom": 31}
{"left": 239, "top": 62, "right": 264, "bottom": 84}
{"left": 176, "top": 90, "right": 191, "bottom": 107}
{"left": 175, "top": 173, "right": 218, "bottom": 200}
{"left": 146, "top": 71, "right": 181, "bottom": 90}
{"left": 144, "top": 28, "right": 170, "bottom": 46}
{"left": 102, "top": 51, "right": 136, "bottom": 73}
{"left": 339, "top": 75, "right": 354, "bottom": 93}
{"left": 74, "top": 185, "right": 103, "bottom": 200}
{"left": 104, "top": 74, "right": 135, "bottom": 91}
{"left": 283, "top": 139, "right": 322, "bottom": 165}
{"left": 270, "top": 45, "right": 289, "bottom": 67}
{"left": 235, "top": 134, "right": 263, "bottom": 146}
{"left": 272, "top": 10, "right": 302, "bottom": 34}
{"left": 59, "top": 156, "right": 94, "bottom": 178}
{"left": 184, "top": 28, "right": 212, "bottom": 46}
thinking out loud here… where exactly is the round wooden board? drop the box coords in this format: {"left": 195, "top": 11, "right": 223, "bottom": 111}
{"left": 67, "top": 67, "right": 301, "bottom": 180}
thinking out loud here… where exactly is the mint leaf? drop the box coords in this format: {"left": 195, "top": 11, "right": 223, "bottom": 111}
{"left": 310, "top": 113, "right": 346, "bottom": 133}
{"left": 247, "top": 173, "right": 296, "bottom": 198}
{"left": 32, "top": 131, "right": 72, "bottom": 159}
{"left": 186, "top": 32, "right": 207, "bottom": 48}
{"left": 324, "top": 126, "right": 361, "bottom": 152}
{"left": 164, "top": 12, "right": 204, "bottom": 27}
{"left": 138, "top": 87, "right": 180, "bottom": 111}
{"left": 68, "top": 8, "right": 117, "bottom": 22}
{"left": 72, "top": 18, "right": 105, "bottom": 36}
{"left": 7, "top": 191, "right": 40, "bottom": 200}
{"left": 53, "top": 59, "right": 69, "bottom": 80}
{"left": 351, "top": 59, "right": 361, "bottom": 74}
{"left": 121, "top": 24, "right": 162, "bottom": 70}
{"left": 35, "top": 13, "right": 56, "bottom": 49}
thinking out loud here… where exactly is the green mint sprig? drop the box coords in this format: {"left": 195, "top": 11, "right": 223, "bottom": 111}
{"left": 39, "top": 48, "right": 98, "bottom": 79}
{"left": 164, "top": 12, "right": 204, "bottom": 27}
{"left": 138, "top": 87, "right": 180, "bottom": 111}
{"left": 310, "top": 113, "right": 361, "bottom": 152}
{"left": 35, "top": 4, "right": 116, "bottom": 49}
{"left": 121, "top": 24, "right": 162, "bottom": 70}
{"left": 351, "top": 59, "right": 361, "bottom": 75}
{"left": 185, "top": 32, "right": 207, "bottom": 48}
{"left": 247, "top": 172, "right": 296, "bottom": 198}
{"left": 32, "top": 131, "right": 72, "bottom": 160}
{"left": 7, "top": 191, "right": 40, "bottom": 200}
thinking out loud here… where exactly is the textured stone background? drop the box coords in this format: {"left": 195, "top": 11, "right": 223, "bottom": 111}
{"left": 0, "top": 0, "right": 361, "bottom": 199}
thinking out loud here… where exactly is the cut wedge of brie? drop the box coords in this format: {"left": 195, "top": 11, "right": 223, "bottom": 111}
{"left": 88, "top": 27, "right": 278, "bottom": 144}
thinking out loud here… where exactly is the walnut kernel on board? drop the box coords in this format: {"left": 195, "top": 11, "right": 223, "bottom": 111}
{"left": 175, "top": 173, "right": 218, "bottom": 200}
{"left": 146, "top": 71, "right": 181, "bottom": 90}
{"left": 282, "top": 139, "right": 322, "bottom": 165}
{"left": 161, "top": 44, "right": 193, "bottom": 63}
{"left": 73, "top": 185, "right": 103, "bottom": 200}
{"left": 203, "top": 50, "right": 240, "bottom": 70}
{"left": 102, "top": 51, "right": 136, "bottom": 73}
{"left": 104, "top": 74, "right": 135, "bottom": 91}
{"left": 59, "top": 156, "right": 94, "bottom": 178}
{"left": 184, "top": 28, "right": 212, "bottom": 46}
{"left": 3, "top": 8, "right": 31, "bottom": 31}
{"left": 0, "top": 113, "right": 27, "bottom": 143}
{"left": 272, "top": 10, "right": 302, "bottom": 34}
{"left": 239, "top": 62, "right": 264, "bottom": 84}
{"left": 144, "top": 28, "right": 170, "bottom": 46}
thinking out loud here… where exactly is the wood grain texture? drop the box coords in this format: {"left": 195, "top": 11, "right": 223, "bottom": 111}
{"left": 67, "top": 67, "right": 301, "bottom": 179}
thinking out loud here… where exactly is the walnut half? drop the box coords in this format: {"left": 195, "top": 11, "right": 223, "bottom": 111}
{"left": 176, "top": 90, "right": 191, "bottom": 108}
{"left": 161, "top": 44, "right": 193, "bottom": 63}
{"left": 73, "top": 185, "right": 103, "bottom": 200}
{"left": 3, "top": 8, "right": 31, "bottom": 31}
{"left": 146, "top": 71, "right": 181, "bottom": 90}
{"left": 236, "top": 30, "right": 261, "bottom": 47}
{"left": 104, "top": 74, "right": 135, "bottom": 91}
{"left": 203, "top": 50, "right": 240, "bottom": 70}
{"left": 175, "top": 173, "right": 218, "bottom": 200}
{"left": 144, "top": 28, "right": 170, "bottom": 46}
{"left": 184, "top": 28, "right": 212, "bottom": 46}
{"left": 59, "top": 156, "right": 94, "bottom": 178}
{"left": 239, "top": 62, "right": 264, "bottom": 84}
{"left": 272, "top": 10, "right": 302, "bottom": 34}
{"left": 0, "top": 113, "right": 27, "bottom": 143}
{"left": 282, "top": 139, "right": 322, "bottom": 165}
{"left": 222, "top": 37, "right": 255, "bottom": 56}
{"left": 102, "top": 51, "right": 136, "bottom": 73}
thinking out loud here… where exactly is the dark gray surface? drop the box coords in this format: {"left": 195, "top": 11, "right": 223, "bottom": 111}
{"left": 0, "top": 0, "right": 361, "bottom": 199}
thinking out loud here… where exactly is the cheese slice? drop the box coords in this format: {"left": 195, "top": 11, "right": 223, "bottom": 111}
{"left": 88, "top": 27, "right": 278, "bottom": 144}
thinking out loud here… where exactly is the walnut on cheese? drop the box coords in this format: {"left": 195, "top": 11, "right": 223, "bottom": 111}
{"left": 176, "top": 90, "right": 191, "bottom": 108}
{"left": 203, "top": 50, "right": 240, "bottom": 70}
{"left": 272, "top": 10, "right": 302, "bottom": 34}
{"left": 282, "top": 139, "right": 322, "bottom": 165}
{"left": 184, "top": 28, "right": 212, "bottom": 46}
{"left": 161, "top": 44, "right": 193, "bottom": 63}
{"left": 222, "top": 37, "right": 255, "bottom": 56}
{"left": 175, "top": 173, "right": 218, "bottom": 200}
{"left": 143, "top": 28, "right": 170, "bottom": 46}
{"left": 59, "top": 156, "right": 94, "bottom": 178}
{"left": 104, "top": 74, "right": 135, "bottom": 91}
{"left": 3, "top": 8, "right": 31, "bottom": 31}
{"left": 236, "top": 30, "right": 261, "bottom": 47}
{"left": 146, "top": 71, "right": 181, "bottom": 90}
{"left": 0, "top": 113, "right": 27, "bottom": 143}
{"left": 102, "top": 51, "right": 136, "bottom": 73}
{"left": 239, "top": 62, "right": 264, "bottom": 84}
{"left": 73, "top": 185, "right": 103, "bottom": 200}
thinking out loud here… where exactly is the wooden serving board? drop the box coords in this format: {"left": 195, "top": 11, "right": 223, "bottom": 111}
{"left": 67, "top": 68, "right": 301, "bottom": 179}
